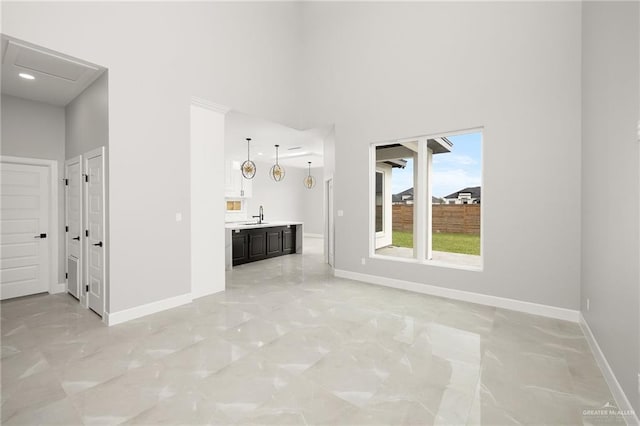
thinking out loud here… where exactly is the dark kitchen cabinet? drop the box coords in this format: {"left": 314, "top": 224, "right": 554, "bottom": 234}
{"left": 231, "top": 225, "right": 297, "bottom": 266}
{"left": 282, "top": 228, "right": 295, "bottom": 254}
{"left": 232, "top": 232, "right": 249, "bottom": 265}
{"left": 248, "top": 230, "right": 266, "bottom": 261}
{"left": 266, "top": 229, "right": 281, "bottom": 257}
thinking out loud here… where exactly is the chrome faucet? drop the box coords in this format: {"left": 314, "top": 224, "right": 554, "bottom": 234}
{"left": 252, "top": 205, "right": 264, "bottom": 224}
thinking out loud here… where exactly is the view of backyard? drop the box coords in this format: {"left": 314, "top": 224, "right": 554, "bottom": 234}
{"left": 374, "top": 131, "right": 482, "bottom": 264}
{"left": 392, "top": 231, "right": 481, "bottom": 256}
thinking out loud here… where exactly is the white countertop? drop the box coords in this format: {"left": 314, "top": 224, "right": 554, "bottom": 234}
{"left": 225, "top": 220, "right": 303, "bottom": 230}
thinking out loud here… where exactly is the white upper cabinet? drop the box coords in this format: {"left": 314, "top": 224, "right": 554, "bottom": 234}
{"left": 224, "top": 160, "right": 252, "bottom": 198}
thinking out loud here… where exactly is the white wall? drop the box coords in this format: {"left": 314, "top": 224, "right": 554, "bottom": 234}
{"left": 244, "top": 160, "right": 307, "bottom": 224}
{"left": 301, "top": 2, "right": 582, "bottom": 310}
{"left": 190, "top": 102, "right": 226, "bottom": 299}
{"left": 2, "top": 2, "right": 303, "bottom": 313}
{"left": 1, "top": 94, "right": 66, "bottom": 284}
{"left": 65, "top": 72, "right": 108, "bottom": 158}
{"left": 581, "top": 1, "right": 640, "bottom": 413}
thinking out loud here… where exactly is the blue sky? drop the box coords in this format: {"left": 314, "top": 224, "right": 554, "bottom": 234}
{"left": 391, "top": 132, "right": 482, "bottom": 198}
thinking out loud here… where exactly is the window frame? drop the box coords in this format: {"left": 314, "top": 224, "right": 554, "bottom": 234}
{"left": 368, "top": 128, "right": 484, "bottom": 271}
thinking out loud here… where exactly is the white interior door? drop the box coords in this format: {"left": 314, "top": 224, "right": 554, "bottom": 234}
{"left": 0, "top": 162, "right": 50, "bottom": 300}
{"left": 84, "top": 148, "right": 105, "bottom": 316}
{"left": 65, "top": 156, "right": 82, "bottom": 299}
{"left": 327, "top": 178, "right": 335, "bottom": 267}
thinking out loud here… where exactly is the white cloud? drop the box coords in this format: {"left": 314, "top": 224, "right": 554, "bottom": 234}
{"left": 432, "top": 169, "right": 481, "bottom": 198}
{"left": 433, "top": 154, "right": 477, "bottom": 166}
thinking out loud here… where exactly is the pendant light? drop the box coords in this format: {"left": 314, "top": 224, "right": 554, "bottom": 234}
{"left": 241, "top": 137, "right": 256, "bottom": 179}
{"left": 303, "top": 161, "right": 316, "bottom": 189}
{"left": 269, "top": 144, "right": 285, "bottom": 182}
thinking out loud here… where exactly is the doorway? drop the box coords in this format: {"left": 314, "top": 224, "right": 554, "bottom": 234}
{"left": 0, "top": 157, "right": 59, "bottom": 299}
{"left": 326, "top": 178, "right": 334, "bottom": 267}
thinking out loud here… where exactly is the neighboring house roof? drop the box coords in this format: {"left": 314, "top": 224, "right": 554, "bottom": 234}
{"left": 444, "top": 186, "right": 481, "bottom": 200}
{"left": 392, "top": 187, "right": 444, "bottom": 203}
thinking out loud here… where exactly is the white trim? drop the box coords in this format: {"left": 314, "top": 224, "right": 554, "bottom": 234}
{"left": 304, "top": 233, "right": 323, "bottom": 238}
{"left": 580, "top": 313, "right": 639, "bottom": 426}
{"left": 370, "top": 253, "right": 482, "bottom": 272}
{"left": 190, "top": 97, "right": 230, "bottom": 114}
{"left": 192, "top": 288, "right": 224, "bottom": 300}
{"left": 105, "top": 293, "right": 193, "bottom": 326}
{"left": 334, "top": 269, "right": 580, "bottom": 322}
{"left": 52, "top": 283, "right": 66, "bottom": 294}
{"left": 0, "top": 155, "right": 59, "bottom": 296}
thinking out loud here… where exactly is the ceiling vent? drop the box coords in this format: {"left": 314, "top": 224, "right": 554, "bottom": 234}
{"left": 1, "top": 37, "right": 104, "bottom": 106}
{"left": 4, "top": 41, "right": 97, "bottom": 82}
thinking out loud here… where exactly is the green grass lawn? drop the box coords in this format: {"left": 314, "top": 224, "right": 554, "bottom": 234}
{"left": 392, "top": 231, "right": 480, "bottom": 256}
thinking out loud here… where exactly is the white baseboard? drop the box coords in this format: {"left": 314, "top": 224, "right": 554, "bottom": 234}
{"left": 304, "top": 233, "right": 323, "bottom": 238}
{"left": 580, "top": 313, "right": 639, "bottom": 426}
{"left": 333, "top": 269, "right": 580, "bottom": 322}
{"left": 51, "top": 282, "right": 66, "bottom": 294}
{"left": 105, "top": 293, "right": 192, "bottom": 326}
{"left": 192, "top": 288, "right": 224, "bottom": 300}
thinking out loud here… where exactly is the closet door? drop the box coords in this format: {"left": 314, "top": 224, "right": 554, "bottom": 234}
{"left": 84, "top": 147, "right": 106, "bottom": 317}
{"left": 65, "top": 156, "right": 82, "bottom": 299}
{"left": 0, "top": 162, "right": 50, "bottom": 299}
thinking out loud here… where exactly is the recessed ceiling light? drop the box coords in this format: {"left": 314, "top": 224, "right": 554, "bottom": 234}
{"left": 257, "top": 152, "right": 263, "bottom": 156}
{"left": 18, "top": 72, "right": 35, "bottom": 80}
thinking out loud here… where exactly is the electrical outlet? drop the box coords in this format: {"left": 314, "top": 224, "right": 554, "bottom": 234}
{"left": 586, "top": 298, "right": 590, "bottom": 311}
{"left": 361, "top": 257, "right": 366, "bottom": 265}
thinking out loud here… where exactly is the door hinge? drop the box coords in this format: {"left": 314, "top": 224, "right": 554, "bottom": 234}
{"left": 65, "top": 272, "right": 68, "bottom": 279}
{"left": 64, "top": 178, "right": 69, "bottom": 186}
{"left": 85, "top": 285, "right": 89, "bottom": 292}
{"left": 85, "top": 230, "right": 89, "bottom": 237}
{"left": 84, "top": 174, "right": 89, "bottom": 183}
{"left": 65, "top": 226, "right": 69, "bottom": 232}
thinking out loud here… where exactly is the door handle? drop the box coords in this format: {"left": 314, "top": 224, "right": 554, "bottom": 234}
{"left": 72, "top": 236, "right": 80, "bottom": 241}
{"left": 93, "top": 241, "right": 103, "bottom": 247}
{"left": 34, "top": 233, "right": 47, "bottom": 239}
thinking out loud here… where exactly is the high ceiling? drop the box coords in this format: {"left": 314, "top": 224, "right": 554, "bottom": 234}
{"left": 225, "top": 110, "right": 331, "bottom": 168}
{"left": 1, "top": 35, "right": 105, "bottom": 106}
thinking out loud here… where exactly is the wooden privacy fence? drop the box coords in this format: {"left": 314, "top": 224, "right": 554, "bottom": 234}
{"left": 392, "top": 204, "right": 480, "bottom": 235}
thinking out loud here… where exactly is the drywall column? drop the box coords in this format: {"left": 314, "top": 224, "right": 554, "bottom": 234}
{"left": 581, "top": 1, "right": 640, "bottom": 415}
{"left": 190, "top": 99, "right": 228, "bottom": 299}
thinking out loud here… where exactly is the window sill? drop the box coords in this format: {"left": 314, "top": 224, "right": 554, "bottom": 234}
{"left": 370, "top": 253, "right": 483, "bottom": 272}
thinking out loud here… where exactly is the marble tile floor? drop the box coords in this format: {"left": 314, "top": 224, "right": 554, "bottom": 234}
{"left": 0, "top": 238, "right": 626, "bottom": 425}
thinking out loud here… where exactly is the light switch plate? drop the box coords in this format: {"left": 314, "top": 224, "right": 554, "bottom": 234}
{"left": 337, "top": 210, "right": 344, "bottom": 217}
{"left": 175, "top": 212, "right": 182, "bottom": 222}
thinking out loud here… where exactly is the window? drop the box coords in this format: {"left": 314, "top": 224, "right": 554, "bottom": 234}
{"left": 226, "top": 200, "right": 242, "bottom": 211}
{"left": 371, "top": 129, "right": 482, "bottom": 269}
{"left": 374, "top": 144, "right": 415, "bottom": 258}
{"left": 375, "top": 171, "right": 384, "bottom": 233}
